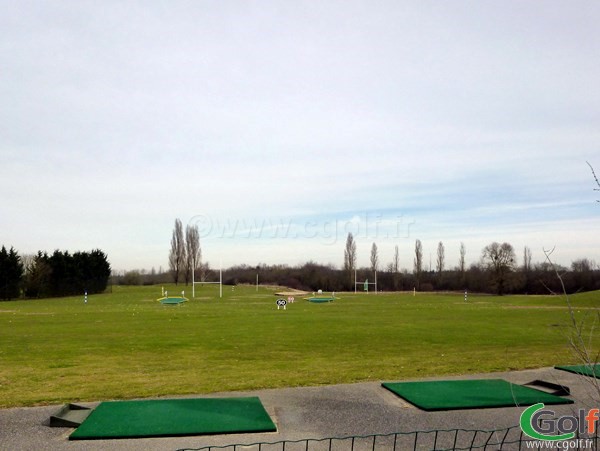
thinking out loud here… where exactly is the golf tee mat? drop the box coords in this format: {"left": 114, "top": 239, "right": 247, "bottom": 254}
{"left": 382, "top": 379, "right": 573, "bottom": 411}
{"left": 69, "top": 396, "right": 276, "bottom": 440}
{"left": 555, "top": 364, "right": 600, "bottom": 378}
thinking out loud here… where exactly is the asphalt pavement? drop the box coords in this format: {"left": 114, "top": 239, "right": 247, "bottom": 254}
{"left": 1, "top": 367, "right": 598, "bottom": 451}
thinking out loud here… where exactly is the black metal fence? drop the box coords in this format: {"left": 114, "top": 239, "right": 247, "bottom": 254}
{"left": 179, "top": 425, "right": 599, "bottom": 451}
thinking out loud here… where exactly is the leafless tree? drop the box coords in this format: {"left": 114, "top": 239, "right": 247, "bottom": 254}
{"left": 414, "top": 239, "right": 423, "bottom": 290}
{"left": 185, "top": 224, "right": 201, "bottom": 285}
{"left": 21, "top": 254, "right": 36, "bottom": 289}
{"left": 458, "top": 242, "right": 467, "bottom": 287}
{"left": 370, "top": 242, "right": 379, "bottom": 273}
{"left": 198, "top": 261, "right": 210, "bottom": 282}
{"left": 572, "top": 258, "right": 593, "bottom": 273}
{"left": 459, "top": 242, "right": 466, "bottom": 273}
{"left": 544, "top": 247, "right": 600, "bottom": 402}
{"left": 523, "top": 246, "right": 532, "bottom": 273}
{"left": 542, "top": 164, "right": 599, "bottom": 400}
{"left": 168, "top": 218, "right": 186, "bottom": 285}
{"left": 481, "top": 242, "right": 516, "bottom": 295}
{"left": 344, "top": 233, "right": 357, "bottom": 288}
{"left": 392, "top": 245, "right": 400, "bottom": 273}
{"left": 436, "top": 241, "right": 445, "bottom": 274}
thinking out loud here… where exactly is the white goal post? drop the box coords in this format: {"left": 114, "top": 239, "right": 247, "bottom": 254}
{"left": 192, "top": 262, "right": 222, "bottom": 299}
{"left": 354, "top": 269, "right": 377, "bottom": 294}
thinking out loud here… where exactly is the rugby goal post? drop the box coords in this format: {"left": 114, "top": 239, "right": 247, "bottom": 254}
{"left": 192, "top": 262, "right": 222, "bottom": 299}
{"left": 354, "top": 269, "right": 377, "bottom": 294}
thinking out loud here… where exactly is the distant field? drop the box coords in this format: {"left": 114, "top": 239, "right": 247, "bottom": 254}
{"left": 0, "top": 285, "right": 598, "bottom": 408}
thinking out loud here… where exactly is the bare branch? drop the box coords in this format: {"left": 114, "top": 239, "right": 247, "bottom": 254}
{"left": 538, "top": 278, "right": 558, "bottom": 296}
{"left": 587, "top": 161, "right": 600, "bottom": 201}
{"left": 543, "top": 247, "right": 600, "bottom": 399}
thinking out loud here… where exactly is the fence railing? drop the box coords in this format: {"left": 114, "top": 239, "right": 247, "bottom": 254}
{"left": 178, "top": 425, "right": 599, "bottom": 451}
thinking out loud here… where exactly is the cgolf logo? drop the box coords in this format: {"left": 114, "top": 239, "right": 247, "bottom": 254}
{"left": 520, "top": 403, "right": 599, "bottom": 441}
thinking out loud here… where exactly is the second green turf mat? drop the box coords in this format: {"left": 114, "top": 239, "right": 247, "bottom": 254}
{"left": 555, "top": 364, "right": 600, "bottom": 378}
{"left": 69, "top": 396, "right": 276, "bottom": 440}
{"left": 382, "top": 379, "right": 573, "bottom": 411}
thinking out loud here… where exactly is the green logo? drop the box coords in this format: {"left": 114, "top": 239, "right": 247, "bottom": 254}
{"left": 520, "top": 403, "right": 576, "bottom": 441}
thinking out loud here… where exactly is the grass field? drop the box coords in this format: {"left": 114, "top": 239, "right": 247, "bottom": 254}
{"left": 0, "top": 285, "right": 598, "bottom": 408}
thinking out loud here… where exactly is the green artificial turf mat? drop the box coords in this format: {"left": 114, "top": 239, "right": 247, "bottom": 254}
{"left": 555, "top": 364, "right": 600, "bottom": 378}
{"left": 69, "top": 396, "right": 276, "bottom": 440}
{"left": 382, "top": 379, "right": 573, "bottom": 411}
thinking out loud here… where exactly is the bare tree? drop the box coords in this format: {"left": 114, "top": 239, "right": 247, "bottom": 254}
{"left": 523, "top": 246, "right": 532, "bottom": 272}
{"left": 459, "top": 242, "right": 466, "bottom": 274}
{"left": 588, "top": 161, "right": 599, "bottom": 202}
{"left": 572, "top": 258, "right": 593, "bottom": 273}
{"left": 414, "top": 239, "right": 423, "bottom": 290}
{"left": 544, "top": 247, "right": 600, "bottom": 401}
{"left": 392, "top": 245, "right": 400, "bottom": 273}
{"left": 185, "top": 224, "right": 201, "bottom": 285}
{"left": 168, "top": 218, "right": 186, "bottom": 285}
{"left": 481, "top": 241, "right": 516, "bottom": 295}
{"left": 458, "top": 242, "right": 467, "bottom": 288}
{"left": 370, "top": 242, "right": 379, "bottom": 273}
{"left": 548, "top": 164, "right": 600, "bottom": 400}
{"left": 199, "top": 261, "right": 210, "bottom": 282}
{"left": 436, "top": 241, "right": 445, "bottom": 274}
{"left": 343, "top": 233, "right": 357, "bottom": 288}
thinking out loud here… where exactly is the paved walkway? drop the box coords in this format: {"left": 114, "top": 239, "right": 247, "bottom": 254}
{"left": 0, "top": 367, "right": 597, "bottom": 451}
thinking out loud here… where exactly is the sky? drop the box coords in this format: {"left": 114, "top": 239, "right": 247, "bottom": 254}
{"left": 1, "top": 1, "right": 599, "bottom": 273}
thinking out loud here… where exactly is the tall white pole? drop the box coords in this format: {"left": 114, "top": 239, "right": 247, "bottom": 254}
{"left": 354, "top": 269, "right": 357, "bottom": 293}
{"left": 375, "top": 270, "right": 378, "bottom": 294}
{"left": 192, "top": 261, "right": 195, "bottom": 298}
{"left": 219, "top": 261, "right": 222, "bottom": 299}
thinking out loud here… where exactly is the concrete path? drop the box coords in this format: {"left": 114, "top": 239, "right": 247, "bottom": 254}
{"left": 0, "top": 367, "right": 597, "bottom": 451}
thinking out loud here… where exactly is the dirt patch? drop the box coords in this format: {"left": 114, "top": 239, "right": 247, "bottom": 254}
{"left": 274, "top": 291, "right": 309, "bottom": 297}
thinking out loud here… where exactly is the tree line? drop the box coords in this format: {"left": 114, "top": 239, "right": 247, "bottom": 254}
{"left": 216, "top": 237, "right": 598, "bottom": 295}
{"left": 157, "top": 217, "right": 599, "bottom": 295}
{"left": 0, "top": 246, "right": 111, "bottom": 300}
{"left": 114, "top": 232, "right": 599, "bottom": 295}
{"left": 112, "top": 251, "right": 599, "bottom": 295}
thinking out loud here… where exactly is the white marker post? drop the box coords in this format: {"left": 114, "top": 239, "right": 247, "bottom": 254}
{"left": 84, "top": 291, "right": 88, "bottom": 304}
{"left": 464, "top": 290, "right": 468, "bottom": 302}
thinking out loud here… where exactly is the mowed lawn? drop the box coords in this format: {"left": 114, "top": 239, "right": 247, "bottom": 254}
{"left": 0, "top": 285, "right": 598, "bottom": 407}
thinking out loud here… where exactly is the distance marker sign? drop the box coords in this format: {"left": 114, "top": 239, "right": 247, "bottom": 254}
{"left": 276, "top": 299, "right": 287, "bottom": 310}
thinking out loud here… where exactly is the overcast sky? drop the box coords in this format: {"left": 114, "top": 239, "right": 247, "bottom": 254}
{"left": 2, "top": 1, "right": 599, "bottom": 273}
